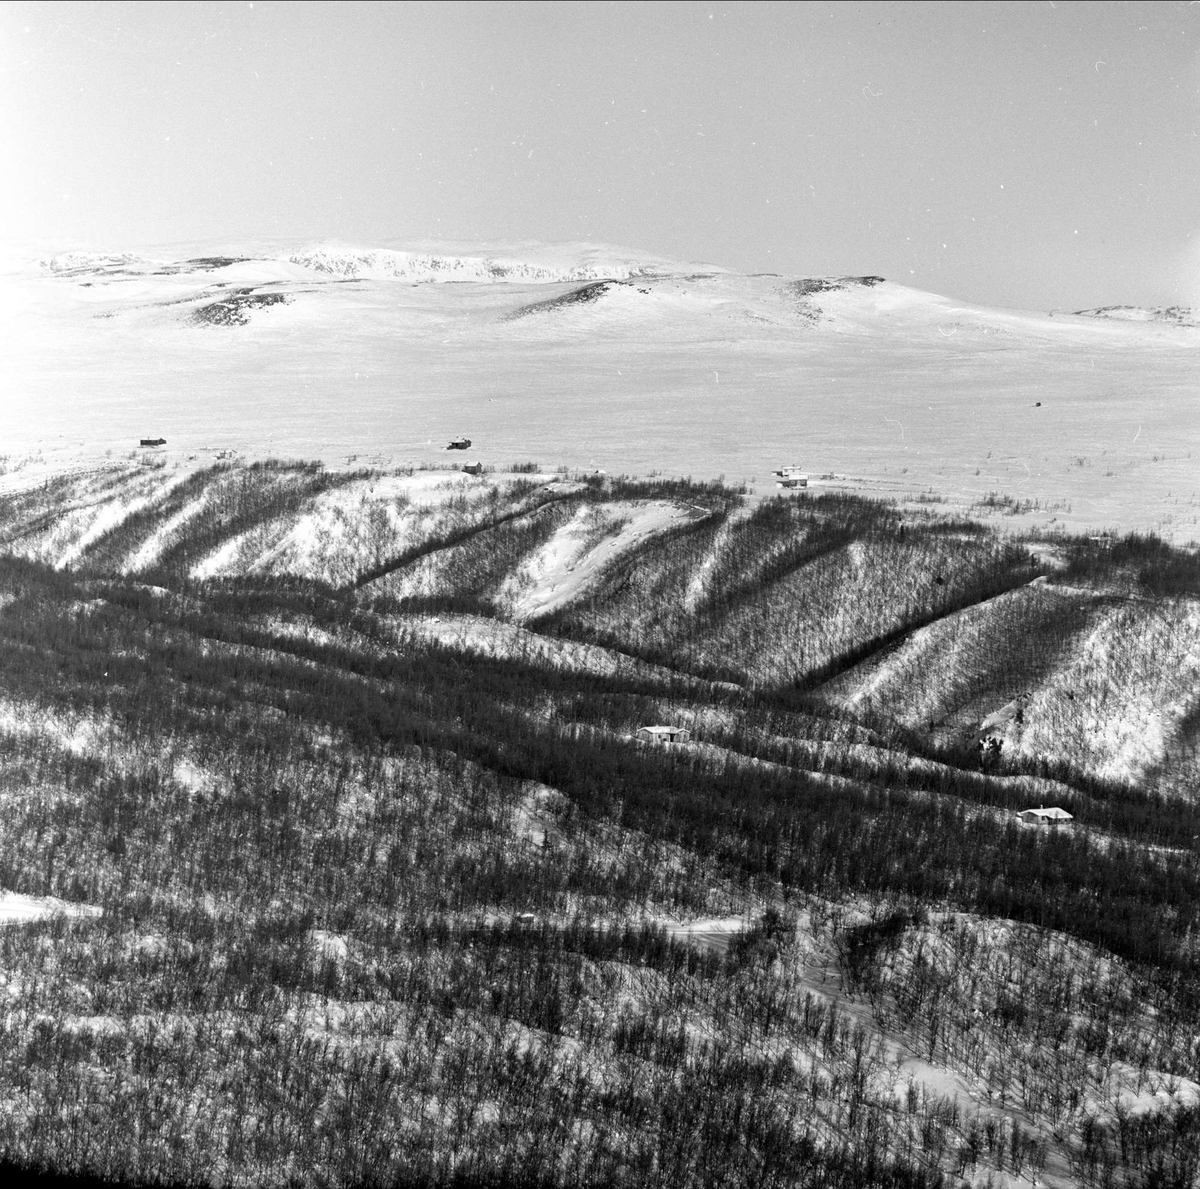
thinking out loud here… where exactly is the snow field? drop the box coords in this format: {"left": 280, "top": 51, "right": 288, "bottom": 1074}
{"left": 9, "top": 242, "right": 1200, "bottom": 542}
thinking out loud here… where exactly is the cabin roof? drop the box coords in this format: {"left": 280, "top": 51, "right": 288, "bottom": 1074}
{"left": 1019, "top": 806, "right": 1073, "bottom": 821}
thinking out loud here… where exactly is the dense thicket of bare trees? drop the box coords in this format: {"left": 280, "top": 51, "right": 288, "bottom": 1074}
{"left": 1, "top": 463, "right": 1199, "bottom": 1186}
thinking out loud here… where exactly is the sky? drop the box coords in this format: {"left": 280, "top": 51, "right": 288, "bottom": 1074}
{"left": 3, "top": 0, "right": 1200, "bottom": 310}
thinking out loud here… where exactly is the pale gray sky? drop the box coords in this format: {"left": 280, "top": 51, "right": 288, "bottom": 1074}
{"left": 4, "top": 0, "right": 1200, "bottom": 309}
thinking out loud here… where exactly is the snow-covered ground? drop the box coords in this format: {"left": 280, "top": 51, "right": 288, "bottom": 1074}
{"left": 4, "top": 241, "right": 1197, "bottom": 542}
{"left": 499, "top": 499, "right": 695, "bottom": 621}
{"left": 0, "top": 892, "right": 100, "bottom": 924}
{"left": 1010, "top": 596, "right": 1200, "bottom": 784}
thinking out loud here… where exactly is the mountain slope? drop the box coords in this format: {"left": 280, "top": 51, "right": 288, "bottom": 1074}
{"left": 3, "top": 458, "right": 1198, "bottom": 794}
{"left": 2, "top": 459, "right": 1200, "bottom": 1186}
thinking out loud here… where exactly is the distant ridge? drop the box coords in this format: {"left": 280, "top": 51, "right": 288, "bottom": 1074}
{"left": 1073, "top": 304, "right": 1197, "bottom": 326}
{"left": 39, "top": 240, "right": 726, "bottom": 285}
{"left": 284, "top": 240, "right": 722, "bottom": 283}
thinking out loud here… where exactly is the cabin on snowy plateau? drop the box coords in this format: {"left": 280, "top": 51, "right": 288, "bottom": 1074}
{"left": 773, "top": 465, "right": 808, "bottom": 489}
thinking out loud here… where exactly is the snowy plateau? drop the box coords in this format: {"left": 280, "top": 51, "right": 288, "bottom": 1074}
{"left": 3, "top": 239, "right": 1199, "bottom": 541}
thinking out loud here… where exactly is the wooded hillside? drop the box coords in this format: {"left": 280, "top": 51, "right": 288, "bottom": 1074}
{"left": 1, "top": 458, "right": 1198, "bottom": 1188}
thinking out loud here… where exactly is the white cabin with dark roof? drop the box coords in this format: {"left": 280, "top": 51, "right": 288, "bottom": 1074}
{"left": 1018, "top": 807, "right": 1073, "bottom": 826}
{"left": 637, "top": 725, "right": 690, "bottom": 745}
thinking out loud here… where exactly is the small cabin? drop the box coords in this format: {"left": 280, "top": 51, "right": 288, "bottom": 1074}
{"left": 637, "top": 725, "right": 690, "bottom": 745}
{"left": 1018, "top": 807, "right": 1073, "bottom": 826}
{"left": 447, "top": 437, "right": 472, "bottom": 451}
{"left": 461, "top": 462, "right": 484, "bottom": 476}
{"left": 773, "top": 465, "right": 808, "bottom": 489}
{"left": 140, "top": 437, "right": 167, "bottom": 448}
